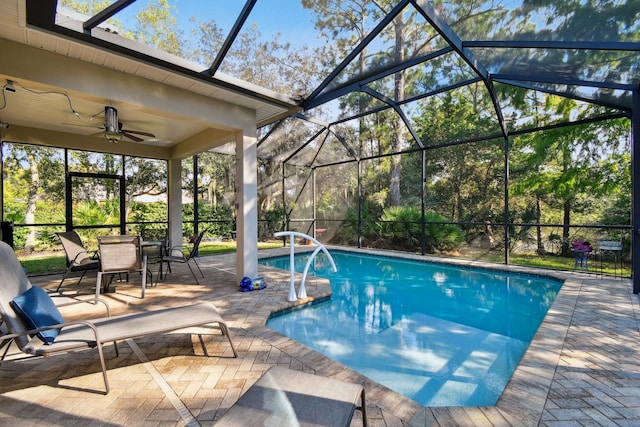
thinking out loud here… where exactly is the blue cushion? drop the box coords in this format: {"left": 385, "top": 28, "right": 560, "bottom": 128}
{"left": 10, "top": 286, "right": 64, "bottom": 345}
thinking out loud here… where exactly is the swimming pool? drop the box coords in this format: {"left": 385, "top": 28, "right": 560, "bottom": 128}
{"left": 261, "top": 250, "right": 562, "bottom": 407}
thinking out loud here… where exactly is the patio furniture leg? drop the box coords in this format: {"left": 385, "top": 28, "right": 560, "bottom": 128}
{"left": 96, "top": 272, "right": 103, "bottom": 301}
{"left": 96, "top": 341, "right": 110, "bottom": 394}
{"left": 185, "top": 261, "right": 200, "bottom": 285}
{"left": 192, "top": 258, "right": 204, "bottom": 277}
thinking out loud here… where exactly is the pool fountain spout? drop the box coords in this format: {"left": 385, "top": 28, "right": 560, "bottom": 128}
{"left": 273, "top": 231, "right": 337, "bottom": 301}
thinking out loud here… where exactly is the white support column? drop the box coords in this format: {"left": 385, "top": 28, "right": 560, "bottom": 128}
{"left": 236, "top": 132, "right": 258, "bottom": 282}
{"left": 167, "top": 158, "right": 183, "bottom": 249}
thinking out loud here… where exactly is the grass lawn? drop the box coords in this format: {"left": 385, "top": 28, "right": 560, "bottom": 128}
{"left": 20, "top": 240, "right": 284, "bottom": 276}
{"left": 18, "top": 241, "right": 628, "bottom": 278}
{"left": 471, "top": 251, "right": 629, "bottom": 277}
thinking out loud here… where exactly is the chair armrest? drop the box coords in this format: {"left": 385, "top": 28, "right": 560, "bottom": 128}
{"left": 168, "top": 245, "right": 188, "bottom": 258}
{"left": 70, "top": 250, "right": 99, "bottom": 264}
{"left": 50, "top": 296, "right": 111, "bottom": 317}
{"left": 1, "top": 319, "right": 104, "bottom": 346}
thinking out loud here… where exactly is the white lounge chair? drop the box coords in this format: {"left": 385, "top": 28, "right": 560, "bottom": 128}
{"left": 0, "top": 241, "right": 237, "bottom": 394}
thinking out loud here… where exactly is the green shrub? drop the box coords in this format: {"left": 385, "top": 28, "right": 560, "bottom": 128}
{"left": 422, "top": 210, "right": 465, "bottom": 252}
{"left": 378, "top": 207, "right": 464, "bottom": 252}
{"left": 379, "top": 206, "right": 422, "bottom": 247}
{"left": 200, "top": 204, "right": 235, "bottom": 238}
{"left": 336, "top": 204, "right": 464, "bottom": 253}
{"left": 260, "top": 207, "right": 285, "bottom": 239}
{"left": 336, "top": 202, "right": 380, "bottom": 244}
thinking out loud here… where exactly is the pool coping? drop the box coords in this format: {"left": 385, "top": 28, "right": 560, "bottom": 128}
{"left": 253, "top": 245, "right": 598, "bottom": 426}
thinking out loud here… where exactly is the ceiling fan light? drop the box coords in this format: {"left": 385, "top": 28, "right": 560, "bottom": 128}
{"left": 105, "top": 131, "right": 121, "bottom": 143}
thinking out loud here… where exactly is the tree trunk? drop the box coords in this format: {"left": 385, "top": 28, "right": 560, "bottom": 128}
{"left": 25, "top": 151, "right": 39, "bottom": 250}
{"left": 389, "top": 14, "right": 405, "bottom": 207}
{"left": 536, "top": 195, "right": 545, "bottom": 255}
{"left": 561, "top": 143, "right": 571, "bottom": 257}
{"left": 561, "top": 199, "right": 571, "bottom": 256}
{"left": 209, "top": 179, "right": 217, "bottom": 207}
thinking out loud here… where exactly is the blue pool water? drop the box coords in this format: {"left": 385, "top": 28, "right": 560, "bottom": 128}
{"left": 261, "top": 251, "right": 562, "bottom": 407}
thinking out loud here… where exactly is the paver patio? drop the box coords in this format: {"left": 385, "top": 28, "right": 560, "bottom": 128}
{"left": 0, "top": 246, "right": 638, "bottom": 426}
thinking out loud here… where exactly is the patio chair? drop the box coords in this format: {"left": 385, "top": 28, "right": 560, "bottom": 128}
{"left": 163, "top": 230, "right": 206, "bottom": 284}
{"left": 141, "top": 229, "right": 170, "bottom": 286}
{"left": 96, "top": 235, "right": 147, "bottom": 299}
{"left": 55, "top": 230, "right": 100, "bottom": 292}
{"left": 0, "top": 240, "right": 237, "bottom": 394}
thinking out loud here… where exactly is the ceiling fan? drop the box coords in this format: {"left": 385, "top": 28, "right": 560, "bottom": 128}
{"left": 98, "top": 106, "right": 156, "bottom": 143}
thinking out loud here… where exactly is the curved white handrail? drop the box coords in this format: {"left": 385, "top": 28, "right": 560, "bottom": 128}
{"left": 274, "top": 231, "right": 337, "bottom": 301}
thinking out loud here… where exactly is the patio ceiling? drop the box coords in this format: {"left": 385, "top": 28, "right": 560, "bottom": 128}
{"left": 0, "top": 0, "right": 299, "bottom": 159}
{"left": 0, "top": 0, "right": 638, "bottom": 162}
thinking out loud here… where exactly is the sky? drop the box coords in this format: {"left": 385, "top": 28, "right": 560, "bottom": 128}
{"left": 119, "top": 0, "right": 320, "bottom": 49}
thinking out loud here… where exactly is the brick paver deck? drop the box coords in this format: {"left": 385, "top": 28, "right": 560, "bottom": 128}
{"left": 1, "top": 246, "right": 638, "bottom": 426}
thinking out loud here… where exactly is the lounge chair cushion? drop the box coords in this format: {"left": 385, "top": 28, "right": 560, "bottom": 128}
{"left": 10, "top": 286, "right": 64, "bottom": 344}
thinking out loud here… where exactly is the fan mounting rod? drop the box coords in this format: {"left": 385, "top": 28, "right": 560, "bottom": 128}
{"left": 104, "top": 106, "right": 121, "bottom": 142}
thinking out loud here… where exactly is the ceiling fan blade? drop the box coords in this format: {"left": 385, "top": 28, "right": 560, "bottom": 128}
{"left": 120, "top": 131, "right": 144, "bottom": 142}
{"left": 120, "top": 128, "right": 156, "bottom": 138}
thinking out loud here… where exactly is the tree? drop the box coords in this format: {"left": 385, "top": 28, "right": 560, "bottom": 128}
{"left": 62, "top": 0, "right": 182, "bottom": 55}
{"left": 60, "top": 0, "right": 112, "bottom": 16}
{"left": 125, "top": 157, "right": 167, "bottom": 222}
{"left": 127, "top": 0, "right": 183, "bottom": 55}
{"left": 190, "top": 17, "right": 319, "bottom": 97}
{"left": 414, "top": 87, "right": 503, "bottom": 219}
{"left": 302, "top": 0, "right": 511, "bottom": 208}
{"left": 2, "top": 144, "right": 64, "bottom": 250}
{"left": 510, "top": 95, "right": 629, "bottom": 256}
